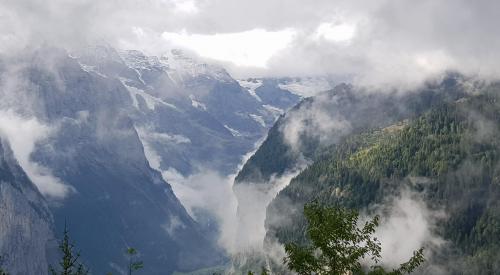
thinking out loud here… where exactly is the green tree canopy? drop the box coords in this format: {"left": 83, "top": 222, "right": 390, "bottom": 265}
{"left": 284, "top": 203, "right": 424, "bottom": 275}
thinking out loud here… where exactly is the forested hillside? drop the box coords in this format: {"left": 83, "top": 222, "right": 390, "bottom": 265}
{"left": 266, "top": 88, "right": 500, "bottom": 274}
{"left": 236, "top": 75, "right": 468, "bottom": 184}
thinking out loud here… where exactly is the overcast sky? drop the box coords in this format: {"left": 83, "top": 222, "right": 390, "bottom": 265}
{"left": 1, "top": 0, "right": 500, "bottom": 86}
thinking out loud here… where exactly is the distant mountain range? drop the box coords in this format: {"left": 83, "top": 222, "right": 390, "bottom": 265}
{"left": 0, "top": 46, "right": 311, "bottom": 274}
{"left": 76, "top": 46, "right": 308, "bottom": 178}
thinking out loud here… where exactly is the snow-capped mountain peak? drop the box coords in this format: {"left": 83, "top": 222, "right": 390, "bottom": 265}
{"left": 120, "top": 49, "right": 167, "bottom": 71}
{"left": 160, "top": 49, "right": 235, "bottom": 84}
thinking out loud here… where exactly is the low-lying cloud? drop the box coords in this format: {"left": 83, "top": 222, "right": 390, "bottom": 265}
{"left": 138, "top": 127, "right": 305, "bottom": 258}
{"left": 281, "top": 102, "right": 352, "bottom": 152}
{"left": 280, "top": 90, "right": 357, "bottom": 154}
{"left": 0, "top": 110, "right": 72, "bottom": 199}
{"left": 365, "top": 189, "right": 446, "bottom": 270}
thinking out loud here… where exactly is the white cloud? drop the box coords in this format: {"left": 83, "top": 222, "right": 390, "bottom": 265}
{"left": 171, "top": 0, "right": 199, "bottom": 14}
{"left": 280, "top": 94, "right": 353, "bottom": 152}
{"left": 314, "top": 22, "right": 356, "bottom": 43}
{"left": 364, "top": 189, "right": 446, "bottom": 269}
{"left": 0, "top": 110, "right": 72, "bottom": 199}
{"left": 231, "top": 171, "right": 302, "bottom": 254}
{"left": 161, "top": 28, "right": 296, "bottom": 67}
{"left": 3, "top": 0, "right": 500, "bottom": 86}
{"left": 278, "top": 77, "right": 334, "bottom": 97}
{"left": 158, "top": 165, "right": 304, "bottom": 258}
{"left": 137, "top": 128, "right": 299, "bottom": 256}
{"left": 135, "top": 126, "right": 192, "bottom": 172}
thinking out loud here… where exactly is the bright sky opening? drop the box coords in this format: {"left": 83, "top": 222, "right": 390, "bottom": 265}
{"left": 161, "top": 28, "right": 296, "bottom": 68}
{"left": 314, "top": 22, "right": 356, "bottom": 42}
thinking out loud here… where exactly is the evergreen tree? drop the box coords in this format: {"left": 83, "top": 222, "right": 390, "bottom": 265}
{"left": 126, "top": 247, "right": 143, "bottom": 275}
{"left": 284, "top": 203, "right": 424, "bottom": 275}
{"left": 49, "top": 224, "right": 89, "bottom": 275}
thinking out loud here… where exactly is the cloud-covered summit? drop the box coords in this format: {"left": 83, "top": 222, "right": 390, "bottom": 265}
{"left": 2, "top": 0, "right": 500, "bottom": 85}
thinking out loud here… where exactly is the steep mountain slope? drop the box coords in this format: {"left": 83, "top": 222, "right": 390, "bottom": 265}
{"left": 266, "top": 85, "right": 500, "bottom": 273}
{"left": 0, "top": 138, "right": 56, "bottom": 275}
{"left": 0, "top": 47, "right": 222, "bottom": 274}
{"left": 237, "top": 78, "right": 302, "bottom": 113}
{"left": 0, "top": 45, "right": 303, "bottom": 274}
{"left": 73, "top": 47, "right": 303, "bottom": 260}
{"left": 76, "top": 46, "right": 300, "bottom": 177}
{"left": 236, "top": 76, "right": 467, "bottom": 184}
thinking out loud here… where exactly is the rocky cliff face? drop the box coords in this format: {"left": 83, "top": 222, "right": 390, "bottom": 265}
{"left": 76, "top": 46, "right": 301, "bottom": 177}
{"left": 0, "top": 47, "right": 222, "bottom": 274}
{"left": 0, "top": 139, "right": 56, "bottom": 275}
{"left": 0, "top": 45, "right": 304, "bottom": 274}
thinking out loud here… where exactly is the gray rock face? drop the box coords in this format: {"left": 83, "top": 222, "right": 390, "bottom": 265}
{"left": 0, "top": 139, "right": 56, "bottom": 275}
{"left": 0, "top": 45, "right": 302, "bottom": 274}
{"left": 76, "top": 46, "right": 301, "bottom": 176}
{"left": 0, "top": 47, "right": 221, "bottom": 274}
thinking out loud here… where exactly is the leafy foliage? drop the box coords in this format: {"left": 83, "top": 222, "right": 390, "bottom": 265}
{"left": 284, "top": 203, "right": 424, "bottom": 275}
{"left": 267, "top": 91, "right": 500, "bottom": 273}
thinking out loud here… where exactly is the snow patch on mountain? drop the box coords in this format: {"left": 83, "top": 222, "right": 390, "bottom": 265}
{"left": 224, "top": 125, "right": 242, "bottom": 137}
{"left": 79, "top": 63, "right": 108, "bottom": 78}
{"left": 237, "top": 79, "right": 263, "bottom": 102}
{"left": 262, "top": 104, "right": 284, "bottom": 117}
{"left": 162, "top": 50, "right": 234, "bottom": 84}
{"left": 120, "top": 49, "right": 232, "bottom": 86}
{"left": 120, "top": 50, "right": 167, "bottom": 71}
{"left": 148, "top": 131, "right": 191, "bottom": 145}
{"left": 120, "top": 79, "right": 177, "bottom": 110}
{"left": 189, "top": 94, "right": 207, "bottom": 110}
{"left": 278, "top": 77, "right": 333, "bottom": 97}
{"left": 249, "top": 114, "right": 266, "bottom": 127}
